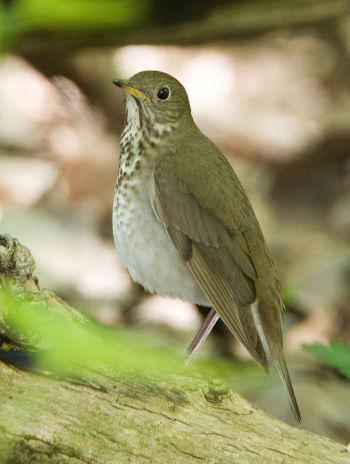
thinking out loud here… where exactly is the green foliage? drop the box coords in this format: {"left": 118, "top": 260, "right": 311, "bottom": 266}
{"left": 0, "top": 0, "right": 149, "bottom": 50}
{"left": 0, "top": 287, "right": 185, "bottom": 378}
{"left": 16, "top": 0, "right": 148, "bottom": 30}
{"left": 0, "top": 287, "right": 260, "bottom": 390}
{"left": 304, "top": 340, "right": 350, "bottom": 379}
{"left": 0, "top": 285, "right": 275, "bottom": 415}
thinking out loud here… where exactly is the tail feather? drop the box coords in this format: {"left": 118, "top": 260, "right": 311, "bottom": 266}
{"left": 273, "top": 351, "right": 301, "bottom": 422}
{"left": 251, "top": 300, "right": 301, "bottom": 422}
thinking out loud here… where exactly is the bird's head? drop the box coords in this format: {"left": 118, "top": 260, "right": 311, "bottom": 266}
{"left": 113, "top": 71, "right": 192, "bottom": 129}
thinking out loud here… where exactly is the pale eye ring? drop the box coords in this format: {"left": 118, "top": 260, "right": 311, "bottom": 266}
{"left": 157, "top": 88, "right": 170, "bottom": 100}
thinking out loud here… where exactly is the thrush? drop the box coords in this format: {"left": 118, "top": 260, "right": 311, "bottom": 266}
{"left": 112, "top": 71, "right": 301, "bottom": 422}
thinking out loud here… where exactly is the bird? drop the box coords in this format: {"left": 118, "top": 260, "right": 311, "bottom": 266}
{"left": 112, "top": 70, "right": 301, "bottom": 422}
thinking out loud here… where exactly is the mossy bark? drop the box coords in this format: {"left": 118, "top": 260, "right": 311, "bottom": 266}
{"left": 1, "top": 361, "right": 349, "bottom": 464}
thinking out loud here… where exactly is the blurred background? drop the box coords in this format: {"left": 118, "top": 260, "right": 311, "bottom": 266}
{"left": 0, "top": 0, "right": 349, "bottom": 442}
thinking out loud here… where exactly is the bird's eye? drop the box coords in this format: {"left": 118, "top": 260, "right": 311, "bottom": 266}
{"left": 157, "top": 88, "right": 170, "bottom": 100}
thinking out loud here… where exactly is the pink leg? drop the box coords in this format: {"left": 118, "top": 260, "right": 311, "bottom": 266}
{"left": 186, "top": 308, "right": 220, "bottom": 365}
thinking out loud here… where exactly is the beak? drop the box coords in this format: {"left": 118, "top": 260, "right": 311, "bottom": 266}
{"left": 112, "top": 79, "right": 151, "bottom": 101}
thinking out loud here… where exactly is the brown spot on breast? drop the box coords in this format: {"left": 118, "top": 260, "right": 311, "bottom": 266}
{"left": 126, "top": 150, "right": 134, "bottom": 161}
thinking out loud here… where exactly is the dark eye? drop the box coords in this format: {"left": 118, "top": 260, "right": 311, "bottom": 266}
{"left": 157, "top": 88, "right": 169, "bottom": 100}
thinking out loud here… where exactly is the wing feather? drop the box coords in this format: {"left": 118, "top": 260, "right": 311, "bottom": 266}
{"left": 153, "top": 154, "right": 266, "bottom": 365}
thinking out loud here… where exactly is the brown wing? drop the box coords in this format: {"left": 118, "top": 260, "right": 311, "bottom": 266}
{"left": 153, "top": 153, "right": 267, "bottom": 367}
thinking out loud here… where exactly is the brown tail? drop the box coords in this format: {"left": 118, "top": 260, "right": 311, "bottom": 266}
{"left": 273, "top": 350, "right": 301, "bottom": 422}
{"left": 251, "top": 301, "right": 301, "bottom": 422}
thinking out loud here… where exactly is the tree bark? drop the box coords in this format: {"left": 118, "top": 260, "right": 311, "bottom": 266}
{"left": 0, "top": 234, "right": 348, "bottom": 464}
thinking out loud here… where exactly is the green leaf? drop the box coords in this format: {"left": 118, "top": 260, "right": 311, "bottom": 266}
{"left": 303, "top": 340, "right": 350, "bottom": 379}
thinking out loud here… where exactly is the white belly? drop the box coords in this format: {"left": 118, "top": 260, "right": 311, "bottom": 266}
{"left": 113, "top": 173, "right": 209, "bottom": 306}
